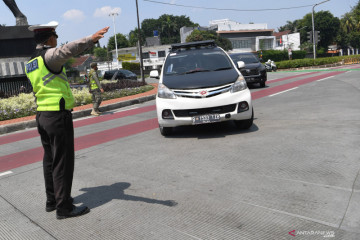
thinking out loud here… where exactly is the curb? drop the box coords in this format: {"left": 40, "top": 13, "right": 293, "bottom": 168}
{"left": 0, "top": 94, "right": 156, "bottom": 135}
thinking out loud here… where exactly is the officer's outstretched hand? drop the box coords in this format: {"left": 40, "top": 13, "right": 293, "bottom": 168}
{"left": 92, "top": 27, "right": 110, "bottom": 43}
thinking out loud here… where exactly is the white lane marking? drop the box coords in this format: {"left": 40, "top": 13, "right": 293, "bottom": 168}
{"left": 269, "top": 87, "right": 298, "bottom": 97}
{"left": 317, "top": 76, "right": 334, "bottom": 82}
{"left": 0, "top": 171, "right": 13, "bottom": 177}
{"left": 113, "top": 106, "right": 139, "bottom": 113}
{"left": 73, "top": 106, "right": 140, "bottom": 121}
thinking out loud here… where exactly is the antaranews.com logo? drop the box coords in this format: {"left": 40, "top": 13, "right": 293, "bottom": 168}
{"left": 289, "top": 230, "right": 335, "bottom": 238}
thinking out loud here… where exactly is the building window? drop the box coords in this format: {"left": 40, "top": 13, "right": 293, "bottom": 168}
{"left": 231, "top": 39, "right": 252, "bottom": 49}
{"left": 259, "top": 39, "right": 273, "bottom": 50}
{"left": 158, "top": 51, "right": 166, "bottom": 57}
{"left": 142, "top": 52, "right": 150, "bottom": 59}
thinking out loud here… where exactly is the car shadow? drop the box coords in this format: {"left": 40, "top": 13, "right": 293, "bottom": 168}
{"left": 248, "top": 84, "right": 269, "bottom": 89}
{"left": 73, "top": 182, "right": 178, "bottom": 209}
{"left": 164, "top": 121, "right": 259, "bottom": 139}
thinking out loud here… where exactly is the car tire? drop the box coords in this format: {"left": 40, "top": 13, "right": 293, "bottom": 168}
{"left": 234, "top": 108, "right": 254, "bottom": 130}
{"left": 260, "top": 81, "right": 266, "bottom": 88}
{"left": 159, "top": 125, "right": 172, "bottom": 136}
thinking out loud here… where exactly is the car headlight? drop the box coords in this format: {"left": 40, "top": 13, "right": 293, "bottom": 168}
{"left": 158, "top": 83, "right": 176, "bottom": 99}
{"left": 231, "top": 76, "right": 247, "bottom": 93}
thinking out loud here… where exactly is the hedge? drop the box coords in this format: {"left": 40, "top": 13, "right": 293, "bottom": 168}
{"left": 276, "top": 55, "right": 360, "bottom": 69}
{"left": 260, "top": 50, "right": 307, "bottom": 62}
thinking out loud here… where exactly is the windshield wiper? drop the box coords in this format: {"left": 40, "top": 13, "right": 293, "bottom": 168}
{"left": 213, "top": 67, "right": 232, "bottom": 71}
{"left": 185, "top": 69, "right": 211, "bottom": 74}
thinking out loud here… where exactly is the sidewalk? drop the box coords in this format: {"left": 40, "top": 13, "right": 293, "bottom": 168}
{"left": 0, "top": 83, "right": 158, "bottom": 135}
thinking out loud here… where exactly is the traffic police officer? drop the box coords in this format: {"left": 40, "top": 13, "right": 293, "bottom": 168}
{"left": 89, "top": 62, "right": 104, "bottom": 116}
{"left": 26, "top": 21, "right": 109, "bottom": 219}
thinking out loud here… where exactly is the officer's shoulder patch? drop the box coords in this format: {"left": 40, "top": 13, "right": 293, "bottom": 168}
{"left": 26, "top": 59, "right": 39, "bottom": 73}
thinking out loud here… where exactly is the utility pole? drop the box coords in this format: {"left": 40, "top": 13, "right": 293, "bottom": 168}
{"left": 312, "top": 0, "right": 330, "bottom": 59}
{"left": 135, "top": 0, "right": 145, "bottom": 83}
{"left": 109, "top": 12, "right": 119, "bottom": 69}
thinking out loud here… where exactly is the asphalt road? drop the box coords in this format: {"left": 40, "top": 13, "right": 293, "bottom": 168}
{"left": 1, "top": 65, "right": 360, "bottom": 239}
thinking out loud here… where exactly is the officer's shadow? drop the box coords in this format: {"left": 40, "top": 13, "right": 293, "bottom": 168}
{"left": 74, "top": 182, "right": 178, "bottom": 209}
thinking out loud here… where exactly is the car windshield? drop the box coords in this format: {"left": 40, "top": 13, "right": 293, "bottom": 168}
{"left": 231, "top": 54, "right": 259, "bottom": 64}
{"left": 163, "top": 48, "right": 233, "bottom": 76}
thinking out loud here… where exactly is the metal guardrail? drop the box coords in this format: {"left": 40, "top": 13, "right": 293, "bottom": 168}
{"left": 0, "top": 78, "right": 32, "bottom": 98}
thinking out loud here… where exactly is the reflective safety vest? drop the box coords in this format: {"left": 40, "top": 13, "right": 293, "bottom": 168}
{"left": 25, "top": 54, "right": 74, "bottom": 111}
{"left": 89, "top": 69, "right": 99, "bottom": 91}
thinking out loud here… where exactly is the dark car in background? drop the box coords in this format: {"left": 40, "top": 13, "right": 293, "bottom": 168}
{"left": 103, "top": 69, "right": 137, "bottom": 80}
{"left": 230, "top": 52, "right": 267, "bottom": 88}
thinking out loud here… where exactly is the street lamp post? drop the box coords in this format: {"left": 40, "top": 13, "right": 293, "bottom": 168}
{"left": 135, "top": 0, "right": 145, "bottom": 83}
{"left": 109, "top": 12, "right": 119, "bottom": 69}
{"left": 312, "top": 0, "right": 330, "bottom": 59}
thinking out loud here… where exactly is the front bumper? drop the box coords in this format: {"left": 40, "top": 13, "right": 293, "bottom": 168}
{"left": 156, "top": 89, "right": 252, "bottom": 127}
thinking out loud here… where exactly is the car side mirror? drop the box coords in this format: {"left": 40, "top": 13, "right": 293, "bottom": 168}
{"left": 150, "top": 70, "right": 159, "bottom": 79}
{"left": 237, "top": 61, "right": 245, "bottom": 69}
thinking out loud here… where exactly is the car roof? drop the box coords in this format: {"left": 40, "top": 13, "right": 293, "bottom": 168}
{"left": 170, "top": 40, "right": 216, "bottom": 52}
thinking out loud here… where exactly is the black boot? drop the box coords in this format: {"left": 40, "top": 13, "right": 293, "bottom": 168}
{"left": 46, "top": 197, "right": 74, "bottom": 212}
{"left": 56, "top": 205, "right": 90, "bottom": 220}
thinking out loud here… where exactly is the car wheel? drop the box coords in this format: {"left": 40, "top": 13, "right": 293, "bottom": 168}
{"left": 260, "top": 81, "right": 266, "bottom": 88}
{"left": 159, "top": 125, "right": 172, "bottom": 136}
{"left": 234, "top": 108, "right": 254, "bottom": 130}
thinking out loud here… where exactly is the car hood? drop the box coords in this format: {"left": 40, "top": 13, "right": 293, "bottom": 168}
{"left": 242, "top": 62, "right": 263, "bottom": 69}
{"left": 162, "top": 69, "right": 239, "bottom": 89}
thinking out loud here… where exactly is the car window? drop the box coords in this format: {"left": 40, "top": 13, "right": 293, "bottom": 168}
{"left": 164, "top": 48, "right": 233, "bottom": 76}
{"left": 231, "top": 54, "right": 259, "bottom": 64}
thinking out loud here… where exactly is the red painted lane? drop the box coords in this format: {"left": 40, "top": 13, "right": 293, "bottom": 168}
{"left": 0, "top": 131, "right": 39, "bottom": 146}
{"left": 0, "top": 105, "right": 156, "bottom": 146}
{"left": 0, "top": 70, "right": 347, "bottom": 172}
{"left": 73, "top": 105, "right": 156, "bottom": 128}
{"left": 74, "top": 118, "right": 158, "bottom": 150}
{"left": 0, "top": 118, "right": 158, "bottom": 172}
{"left": 252, "top": 71, "right": 345, "bottom": 100}
{"left": 267, "top": 72, "right": 318, "bottom": 84}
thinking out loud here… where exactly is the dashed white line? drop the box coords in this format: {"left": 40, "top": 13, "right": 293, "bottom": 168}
{"left": 269, "top": 87, "right": 298, "bottom": 97}
{"left": 0, "top": 171, "right": 13, "bottom": 177}
{"left": 317, "top": 76, "right": 335, "bottom": 82}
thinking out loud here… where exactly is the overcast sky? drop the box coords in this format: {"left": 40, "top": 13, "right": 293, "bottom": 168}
{"left": 0, "top": 0, "right": 358, "bottom": 47}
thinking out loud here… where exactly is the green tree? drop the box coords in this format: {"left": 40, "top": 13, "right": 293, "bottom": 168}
{"left": 186, "top": 30, "right": 233, "bottom": 51}
{"left": 128, "top": 14, "right": 198, "bottom": 45}
{"left": 107, "top": 33, "right": 129, "bottom": 51}
{"left": 128, "top": 28, "right": 145, "bottom": 47}
{"left": 336, "top": 1, "right": 360, "bottom": 49}
{"left": 278, "top": 20, "right": 300, "bottom": 32}
{"left": 300, "top": 11, "right": 340, "bottom": 51}
{"left": 93, "top": 47, "right": 108, "bottom": 61}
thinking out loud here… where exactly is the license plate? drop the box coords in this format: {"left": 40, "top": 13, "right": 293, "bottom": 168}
{"left": 192, "top": 114, "right": 220, "bottom": 125}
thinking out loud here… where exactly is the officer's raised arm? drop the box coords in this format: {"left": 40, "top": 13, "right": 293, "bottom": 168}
{"left": 43, "top": 26, "right": 110, "bottom": 73}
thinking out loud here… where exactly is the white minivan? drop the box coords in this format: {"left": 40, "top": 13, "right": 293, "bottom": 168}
{"left": 151, "top": 40, "right": 253, "bottom": 136}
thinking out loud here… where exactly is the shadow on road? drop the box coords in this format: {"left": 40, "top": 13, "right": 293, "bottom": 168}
{"left": 165, "top": 121, "right": 259, "bottom": 139}
{"left": 74, "top": 182, "right": 178, "bottom": 209}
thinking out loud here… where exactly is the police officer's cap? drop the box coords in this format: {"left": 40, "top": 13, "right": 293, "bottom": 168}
{"left": 29, "top": 21, "right": 59, "bottom": 44}
{"left": 28, "top": 21, "right": 58, "bottom": 32}
{"left": 90, "top": 62, "right": 98, "bottom": 68}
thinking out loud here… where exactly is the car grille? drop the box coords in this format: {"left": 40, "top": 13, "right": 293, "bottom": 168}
{"left": 241, "top": 69, "right": 259, "bottom": 76}
{"left": 173, "top": 85, "right": 232, "bottom": 98}
{"left": 173, "top": 104, "right": 237, "bottom": 117}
